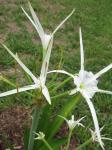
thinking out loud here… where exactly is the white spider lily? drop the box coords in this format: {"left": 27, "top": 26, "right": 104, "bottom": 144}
{"left": 48, "top": 27, "right": 112, "bottom": 148}
{"left": 34, "top": 131, "right": 45, "bottom": 140}
{"left": 59, "top": 115, "right": 85, "bottom": 130}
{"left": 90, "top": 127, "right": 112, "bottom": 150}
{"left": 1, "top": 44, "right": 51, "bottom": 104}
{"left": 21, "top": 2, "right": 75, "bottom": 56}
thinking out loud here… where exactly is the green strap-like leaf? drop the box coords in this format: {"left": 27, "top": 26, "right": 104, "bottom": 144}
{"left": 28, "top": 106, "right": 43, "bottom": 150}
{"left": 23, "top": 128, "right": 30, "bottom": 150}
{"left": 40, "top": 137, "right": 67, "bottom": 150}
{"left": 48, "top": 94, "right": 81, "bottom": 139}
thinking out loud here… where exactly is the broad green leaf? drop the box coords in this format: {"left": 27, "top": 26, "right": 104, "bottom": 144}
{"left": 23, "top": 128, "right": 30, "bottom": 150}
{"left": 40, "top": 137, "right": 67, "bottom": 150}
{"left": 34, "top": 104, "right": 53, "bottom": 149}
{"left": 28, "top": 106, "right": 44, "bottom": 150}
{"left": 48, "top": 94, "right": 80, "bottom": 139}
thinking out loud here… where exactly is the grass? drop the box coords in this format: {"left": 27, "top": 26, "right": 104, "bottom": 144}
{"left": 0, "top": 0, "right": 112, "bottom": 149}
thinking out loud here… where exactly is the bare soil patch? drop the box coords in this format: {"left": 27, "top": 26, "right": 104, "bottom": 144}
{"left": 23, "top": 21, "right": 34, "bottom": 33}
{"left": 0, "top": 34, "right": 6, "bottom": 43}
{"left": 7, "top": 22, "right": 20, "bottom": 33}
{"left": 0, "top": 105, "right": 77, "bottom": 150}
{"left": 0, "top": 0, "right": 6, "bottom": 4}
{"left": 0, "top": 106, "right": 31, "bottom": 150}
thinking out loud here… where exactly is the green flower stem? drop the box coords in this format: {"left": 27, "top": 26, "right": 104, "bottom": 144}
{"left": 1, "top": 76, "right": 33, "bottom": 97}
{"left": 48, "top": 74, "right": 59, "bottom": 88}
{"left": 28, "top": 106, "right": 43, "bottom": 150}
{"left": 42, "top": 138, "right": 53, "bottom": 150}
{"left": 76, "top": 138, "right": 92, "bottom": 150}
{"left": 48, "top": 94, "right": 81, "bottom": 139}
{"left": 51, "top": 76, "right": 71, "bottom": 93}
{"left": 48, "top": 82, "right": 58, "bottom": 89}
{"left": 2, "top": 77, "right": 16, "bottom": 87}
{"left": 66, "top": 129, "right": 73, "bottom": 150}
{"left": 51, "top": 90, "right": 69, "bottom": 100}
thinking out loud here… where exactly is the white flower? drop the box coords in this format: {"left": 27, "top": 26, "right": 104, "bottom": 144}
{"left": 90, "top": 127, "right": 112, "bottom": 150}
{"left": 1, "top": 4, "right": 74, "bottom": 105}
{"left": 48, "top": 27, "right": 112, "bottom": 148}
{"left": 34, "top": 131, "right": 45, "bottom": 140}
{"left": 59, "top": 115, "right": 85, "bottom": 130}
{"left": 0, "top": 44, "right": 51, "bottom": 104}
{"left": 21, "top": 2, "right": 75, "bottom": 56}
{"left": 21, "top": 2, "right": 74, "bottom": 92}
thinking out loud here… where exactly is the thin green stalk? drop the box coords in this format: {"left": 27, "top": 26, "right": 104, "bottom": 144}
{"left": 48, "top": 82, "right": 59, "bottom": 90}
{"left": 76, "top": 138, "right": 92, "bottom": 150}
{"left": 2, "top": 77, "right": 15, "bottom": 87}
{"left": 1, "top": 76, "right": 33, "bottom": 97}
{"left": 28, "top": 106, "right": 43, "bottom": 150}
{"left": 51, "top": 76, "right": 71, "bottom": 93}
{"left": 48, "top": 73, "right": 59, "bottom": 88}
{"left": 51, "top": 90, "right": 69, "bottom": 100}
{"left": 25, "top": 72, "right": 33, "bottom": 84}
{"left": 66, "top": 129, "right": 73, "bottom": 150}
{"left": 48, "top": 94, "right": 81, "bottom": 139}
{"left": 42, "top": 138, "right": 53, "bottom": 150}
{"left": 48, "top": 43, "right": 64, "bottom": 89}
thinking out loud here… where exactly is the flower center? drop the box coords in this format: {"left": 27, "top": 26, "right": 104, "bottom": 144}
{"left": 80, "top": 83, "right": 85, "bottom": 89}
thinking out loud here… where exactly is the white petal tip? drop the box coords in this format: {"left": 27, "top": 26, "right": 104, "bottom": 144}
{"left": 72, "top": 8, "right": 75, "bottom": 13}
{"left": 2, "top": 44, "right": 6, "bottom": 48}
{"left": 49, "top": 102, "right": 51, "bottom": 105}
{"left": 69, "top": 92, "right": 73, "bottom": 95}
{"left": 21, "top": 6, "right": 24, "bottom": 11}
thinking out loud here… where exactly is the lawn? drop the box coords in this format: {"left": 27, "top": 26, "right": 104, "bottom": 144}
{"left": 0, "top": 0, "right": 112, "bottom": 149}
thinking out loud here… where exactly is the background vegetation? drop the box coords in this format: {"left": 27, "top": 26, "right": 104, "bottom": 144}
{"left": 0, "top": 0, "right": 112, "bottom": 149}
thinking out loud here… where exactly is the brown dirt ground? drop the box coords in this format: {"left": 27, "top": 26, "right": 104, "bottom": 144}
{"left": 0, "top": 106, "right": 76, "bottom": 150}
{"left": 0, "top": 106, "right": 31, "bottom": 150}
{"left": 0, "top": 1, "right": 76, "bottom": 149}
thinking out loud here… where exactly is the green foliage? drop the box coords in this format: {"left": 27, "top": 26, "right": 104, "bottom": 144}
{"left": 41, "top": 138, "right": 67, "bottom": 150}
{"left": 1, "top": 133, "right": 14, "bottom": 150}
{"left": 0, "top": 0, "right": 112, "bottom": 150}
{"left": 23, "top": 128, "right": 30, "bottom": 150}
{"left": 48, "top": 94, "right": 80, "bottom": 139}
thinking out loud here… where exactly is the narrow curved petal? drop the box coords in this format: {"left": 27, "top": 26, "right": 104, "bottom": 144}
{"left": 52, "top": 9, "right": 75, "bottom": 35}
{"left": 69, "top": 88, "right": 78, "bottom": 95}
{"left": 42, "top": 86, "right": 51, "bottom": 104}
{"left": 48, "top": 70, "right": 75, "bottom": 79}
{"left": 78, "top": 123, "right": 85, "bottom": 127}
{"left": 43, "top": 34, "right": 52, "bottom": 53}
{"left": 21, "top": 7, "right": 38, "bottom": 32}
{"left": 58, "top": 115, "right": 68, "bottom": 122}
{"left": 79, "top": 27, "right": 84, "bottom": 71}
{"left": 100, "top": 126, "right": 105, "bottom": 132}
{"left": 22, "top": 4, "right": 51, "bottom": 51}
{"left": 95, "top": 64, "right": 112, "bottom": 79}
{"left": 102, "top": 137, "right": 112, "bottom": 141}
{"left": 28, "top": 2, "right": 44, "bottom": 37}
{"left": 78, "top": 116, "right": 86, "bottom": 123}
{"left": 86, "top": 64, "right": 112, "bottom": 85}
{"left": 40, "top": 37, "right": 53, "bottom": 82}
{"left": 22, "top": 6, "right": 44, "bottom": 39}
{"left": 77, "top": 116, "right": 86, "bottom": 127}
{"left": 83, "top": 92, "right": 104, "bottom": 149}
{"left": 96, "top": 89, "right": 112, "bottom": 95}
{"left": 28, "top": 2, "right": 53, "bottom": 50}
{"left": 3, "top": 44, "right": 38, "bottom": 84}
{"left": 28, "top": 2, "right": 47, "bottom": 49}
{"left": 0, "top": 84, "right": 38, "bottom": 98}
{"left": 22, "top": 6, "right": 49, "bottom": 52}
